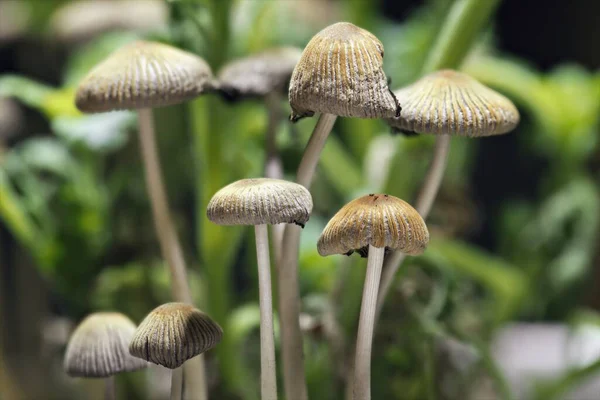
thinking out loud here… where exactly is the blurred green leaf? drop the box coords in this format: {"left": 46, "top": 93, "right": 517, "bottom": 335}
{"left": 0, "top": 75, "right": 54, "bottom": 109}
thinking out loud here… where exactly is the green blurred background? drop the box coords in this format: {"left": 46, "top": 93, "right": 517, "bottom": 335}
{"left": 1, "top": 0, "right": 600, "bottom": 399}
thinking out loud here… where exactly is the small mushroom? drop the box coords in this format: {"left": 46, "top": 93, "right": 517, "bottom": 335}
{"left": 64, "top": 312, "right": 148, "bottom": 400}
{"left": 207, "top": 178, "right": 313, "bottom": 400}
{"left": 129, "top": 303, "right": 222, "bottom": 400}
{"left": 317, "top": 194, "right": 429, "bottom": 400}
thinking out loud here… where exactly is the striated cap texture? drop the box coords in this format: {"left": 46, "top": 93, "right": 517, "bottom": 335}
{"left": 75, "top": 41, "right": 214, "bottom": 113}
{"left": 63, "top": 312, "right": 148, "bottom": 377}
{"left": 318, "top": 193, "right": 429, "bottom": 257}
{"left": 129, "top": 303, "right": 222, "bottom": 369}
{"left": 217, "top": 47, "right": 303, "bottom": 100}
{"left": 207, "top": 178, "right": 313, "bottom": 227}
{"left": 288, "top": 22, "right": 400, "bottom": 121}
{"left": 387, "top": 70, "right": 520, "bottom": 137}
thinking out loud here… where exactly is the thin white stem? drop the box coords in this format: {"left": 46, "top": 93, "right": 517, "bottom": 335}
{"left": 170, "top": 367, "right": 183, "bottom": 400}
{"left": 104, "top": 375, "right": 116, "bottom": 400}
{"left": 278, "top": 112, "right": 337, "bottom": 400}
{"left": 353, "top": 246, "right": 385, "bottom": 400}
{"left": 255, "top": 224, "right": 278, "bottom": 400}
{"left": 137, "top": 109, "right": 206, "bottom": 400}
{"left": 183, "top": 356, "right": 206, "bottom": 400}
{"left": 376, "top": 135, "right": 451, "bottom": 319}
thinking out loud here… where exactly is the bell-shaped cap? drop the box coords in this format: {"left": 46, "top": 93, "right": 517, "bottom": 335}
{"left": 387, "top": 70, "right": 520, "bottom": 137}
{"left": 217, "top": 47, "right": 303, "bottom": 100}
{"left": 207, "top": 178, "right": 313, "bottom": 227}
{"left": 63, "top": 312, "right": 148, "bottom": 377}
{"left": 288, "top": 22, "right": 400, "bottom": 121}
{"left": 129, "top": 303, "right": 223, "bottom": 369}
{"left": 75, "top": 41, "right": 214, "bottom": 113}
{"left": 317, "top": 193, "right": 429, "bottom": 257}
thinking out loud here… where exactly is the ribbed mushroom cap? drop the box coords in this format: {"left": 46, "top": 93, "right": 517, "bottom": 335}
{"left": 217, "top": 47, "right": 303, "bottom": 100}
{"left": 317, "top": 194, "right": 429, "bottom": 257}
{"left": 75, "top": 41, "right": 214, "bottom": 113}
{"left": 207, "top": 178, "right": 313, "bottom": 227}
{"left": 63, "top": 312, "right": 148, "bottom": 378}
{"left": 129, "top": 303, "right": 223, "bottom": 369}
{"left": 288, "top": 22, "right": 400, "bottom": 121}
{"left": 387, "top": 70, "right": 520, "bottom": 137}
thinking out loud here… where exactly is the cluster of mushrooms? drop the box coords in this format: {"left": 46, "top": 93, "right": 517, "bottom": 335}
{"left": 65, "top": 21, "right": 519, "bottom": 400}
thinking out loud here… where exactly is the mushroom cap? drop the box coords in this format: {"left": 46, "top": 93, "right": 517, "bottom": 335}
{"left": 206, "top": 178, "right": 313, "bottom": 227}
{"left": 129, "top": 303, "right": 223, "bottom": 369}
{"left": 288, "top": 22, "right": 400, "bottom": 121}
{"left": 217, "top": 47, "right": 303, "bottom": 100}
{"left": 75, "top": 41, "right": 214, "bottom": 113}
{"left": 317, "top": 194, "right": 429, "bottom": 257}
{"left": 387, "top": 70, "right": 520, "bottom": 137}
{"left": 63, "top": 312, "right": 148, "bottom": 377}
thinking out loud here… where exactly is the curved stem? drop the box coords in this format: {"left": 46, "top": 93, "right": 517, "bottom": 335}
{"left": 255, "top": 225, "right": 278, "bottom": 400}
{"left": 137, "top": 109, "right": 206, "bottom": 399}
{"left": 104, "top": 376, "right": 116, "bottom": 400}
{"left": 278, "top": 113, "right": 337, "bottom": 400}
{"left": 353, "top": 246, "right": 385, "bottom": 400}
{"left": 376, "top": 135, "right": 450, "bottom": 318}
{"left": 170, "top": 367, "right": 183, "bottom": 400}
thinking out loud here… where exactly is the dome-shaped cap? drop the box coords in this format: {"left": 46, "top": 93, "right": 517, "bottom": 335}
{"left": 317, "top": 194, "right": 429, "bottom": 257}
{"left": 129, "top": 303, "right": 222, "bottom": 369}
{"left": 387, "top": 70, "right": 519, "bottom": 137}
{"left": 63, "top": 312, "right": 148, "bottom": 377}
{"left": 289, "top": 22, "right": 400, "bottom": 121}
{"left": 207, "top": 178, "right": 313, "bottom": 227}
{"left": 217, "top": 47, "right": 303, "bottom": 100}
{"left": 75, "top": 41, "right": 214, "bottom": 113}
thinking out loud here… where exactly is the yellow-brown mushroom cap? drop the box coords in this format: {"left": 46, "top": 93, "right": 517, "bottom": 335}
{"left": 63, "top": 312, "right": 148, "bottom": 377}
{"left": 206, "top": 178, "right": 313, "bottom": 227}
{"left": 289, "top": 22, "right": 400, "bottom": 121}
{"left": 317, "top": 194, "right": 429, "bottom": 257}
{"left": 387, "top": 70, "right": 519, "bottom": 137}
{"left": 129, "top": 303, "right": 223, "bottom": 369}
{"left": 75, "top": 41, "right": 214, "bottom": 113}
{"left": 217, "top": 47, "right": 303, "bottom": 100}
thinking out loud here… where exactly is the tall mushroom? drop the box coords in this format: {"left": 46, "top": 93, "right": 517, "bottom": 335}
{"left": 280, "top": 22, "right": 400, "bottom": 399}
{"left": 207, "top": 178, "right": 313, "bottom": 400}
{"left": 64, "top": 312, "right": 148, "bottom": 400}
{"left": 377, "top": 69, "right": 519, "bottom": 315}
{"left": 75, "top": 40, "right": 214, "bottom": 397}
{"left": 129, "top": 303, "right": 223, "bottom": 400}
{"left": 317, "top": 194, "right": 429, "bottom": 400}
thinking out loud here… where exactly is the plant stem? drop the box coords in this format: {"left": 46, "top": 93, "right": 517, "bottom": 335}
{"left": 255, "top": 225, "right": 278, "bottom": 400}
{"left": 170, "top": 367, "right": 183, "bottom": 400}
{"left": 104, "top": 376, "right": 115, "bottom": 400}
{"left": 376, "top": 135, "right": 450, "bottom": 316}
{"left": 137, "top": 109, "right": 205, "bottom": 399}
{"left": 353, "top": 246, "right": 385, "bottom": 400}
{"left": 278, "top": 112, "right": 337, "bottom": 400}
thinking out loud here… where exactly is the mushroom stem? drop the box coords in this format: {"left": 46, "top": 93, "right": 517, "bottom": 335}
{"left": 353, "top": 245, "right": 385, "bottom": 400}
{"left": 170, "top": 367, "right": 183, "bottom": 400}
{"left": 104, "top": 376, "right": 116, "bottom": 400}
{"left": 278, "top": 112, "right": 337, "bottom": 400}
{"left": 137, "top": 109, "right": 206, "bottom": 399}
{"left": 376, "top": 135, "right": 450, "bottom": 317}
{"left": 255, "top": 224, "right": 278, "bottom": 400}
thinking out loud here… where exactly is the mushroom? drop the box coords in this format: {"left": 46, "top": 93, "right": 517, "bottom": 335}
{"left": 317, "top": 194, "right": 429, "bottom": 400}
{"left": 377, "top": 69, "right": 520, "bottom": 315}
{"left": 280, "top": 21, "right": 400, "bottom": 400}
{"left": 129, "top": 303, "right": 223, "bottom": 400}
{"left": 64, "top": 312, "right": 148, "bottom": 400}
{"left": 207, "top": 178, "right": 313, "bottom": 400}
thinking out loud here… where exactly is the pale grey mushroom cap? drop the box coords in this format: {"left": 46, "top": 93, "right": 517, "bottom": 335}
{"left": 75, "top": 40, "right": 214, "bottom": 113}
{"left": 218, "top": 47, "right": 303, "bottom": 100}
{"left": 206, "top": 178, "right": 313, "bottom": 227}
{"left": 129, "top": 303, "right": 223, "bottom": 369}
{"left": 63, "top": 312, "right": 148, "bottom": 378}
{"left": 387, "top": 70, "right": 520, "bottom": 137}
